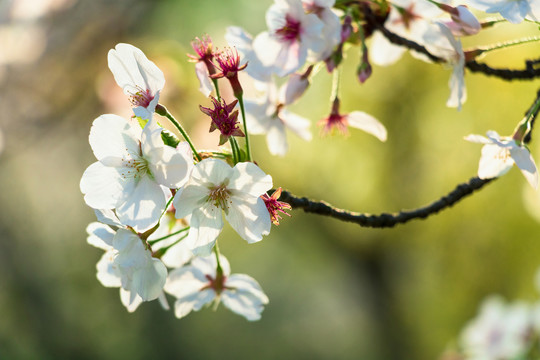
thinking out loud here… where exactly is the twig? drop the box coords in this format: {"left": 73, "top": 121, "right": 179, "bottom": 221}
{"left": 279, "top": 177, "right": 493, "bottom": 228}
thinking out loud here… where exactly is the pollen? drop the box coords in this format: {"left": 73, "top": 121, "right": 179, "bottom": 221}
{"left": 207, "top": 184, "right": 232, "bottom": 210}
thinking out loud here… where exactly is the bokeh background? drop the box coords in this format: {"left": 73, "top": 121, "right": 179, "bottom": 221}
{"left": 0, "top": 0, "right": 539, "bottom": 359}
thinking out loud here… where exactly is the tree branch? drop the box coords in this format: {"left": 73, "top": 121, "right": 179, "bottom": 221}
{"left": 279, "top": 177, "right": 494, "bottom": 228}
{"left": 363, "top": 5, "right": 540, "bottom": 81}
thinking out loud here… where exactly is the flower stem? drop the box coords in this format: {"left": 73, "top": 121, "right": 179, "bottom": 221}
{"left": 236, "top": 94, "right": 253, "bottom": 162}
{"left": 212, "top": 78, "right": 221, "bottom": 100}
{"left": 147, "top": 227, "right": 190, "bottom": 245}
{"left": 213, "top": 240, "right": 223, "bottom": 276}
{"left": 229, "top": 136, "right": 240, "bottom": 164}
{"left": 153, "top": 232, "right": 189, "bottom": 258}
{"left": 156, "top": 104, "right": 202, "bottom": 162}
{"left": 331, "top": 66, "right": 341, "bottom": 102}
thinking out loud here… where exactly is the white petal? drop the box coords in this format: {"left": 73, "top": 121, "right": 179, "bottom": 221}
{"left": 510, "top": 146, "right": 538, "bottom": 189}
{"left": 89, "top": 114, "right": 141, "bottom": 166}
{"left": 165, "top": 266, "right": 208, "bottom": 298}
{"left": 346, "top": 111, "right": 387, "bottom": 141}
{"left": 116, "top": 175, "right": 166, "bottom": 232}
{"left": 173, "top": 290, "right": 215, "bottom": 319}
{"left": 86, "top": 222, "right": 115, "bottom": 249}
{"left": 173, "top": 183, "right": 210, "bottom": 219}
{"left": 132, "top": 258, "right": 167, "bottom": 301}
{"left": 186, "top": 204, "right": 223, "bottom": 256}
{"left": 477, "top": 144, "right": 514, "bottom": 179}
{"left": 192, "top": 158, "right": 234, "bottom": 186}
{"left": 280, "top": 110, "right": 312, "bottom": 141}
{"left": 225, "top": 197, "right": 271, "bottom": 244}
{"left": 464, "top": 134, "right": 491, "bottom": 144}
{"left": 80, "top": 162, "right": 124, "bottom": 209}
{"left": 108, "top": 43, "right": 165, "bottom": 95}
{"left": 228, "top": 162, "right": 273, "bottom": 197}
{"left": 266, "top": 123, "right": 288, "bottom": 156}
{"left": 120, "top": 288, "right": 143, "bottom": 313}
{"left": 96, "top": 251, "right": 122, "bottom": 287}
{"left": 195, "top": 61, "right": 213, "bottom": 97}
{"left": 221, "top": 274, "right": 269, "bottom": 321}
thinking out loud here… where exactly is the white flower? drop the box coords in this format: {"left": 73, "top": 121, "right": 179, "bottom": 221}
{"left": 370, "top": 0, "right": 443, "bottom": 66}
{"left": 108, "top": 43, "right": 165, "bottom": 119}
{"left": 86, "top": 221, "right": 169, "bottom": 310}
{"left": 252, "top": 0, "right": 325, "bottom": 77}
{"left": 225, "top": 26, "right": 273, "bottom": 83}
{"left": 112, "top": 228, "right": 168, "bottom": 301}
{"left": 442, "top": 5, "right": 481, "bottom": 36}
{"left": 164, "top": 254, "right": 269, "bottom": 321}
{"left": 465, "top": 130, "right": 538, "bottom": 189}
{"left": 465, "top": 0, "right": 540, "bottom": 24}
{"left": 80, "top": 115, "right": 193, "bottom": 232}
{"left": 173, "top": 159, "right": 272, "bottom": 256}
{"left": 424, "top": 23, "right": 466, "bottom": 110}
{"left": 460, "top": 296, "right": 534, "bottom": 360}
{"left": 244, "top": 79, "right": 312, "bottom": 156}
{"left": 302, "top": 0, "right": 341, "bottom": 61}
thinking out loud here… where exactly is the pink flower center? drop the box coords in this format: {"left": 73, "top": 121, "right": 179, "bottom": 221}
{"left": 128, "top": 86, "right": 153, "bottom": 108}
{"left": 321, "top": 113, "right": 348, "bottom": 135}
{"left": 202, "top": 273, "right": 227, "bottom": 294}
{"left": 276, "top": 15, "right": 301, "bottom": 42}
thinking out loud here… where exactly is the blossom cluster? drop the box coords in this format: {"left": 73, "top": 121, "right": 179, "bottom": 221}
{"left": 81, "top": 0, "right": 540, "bottom": 322}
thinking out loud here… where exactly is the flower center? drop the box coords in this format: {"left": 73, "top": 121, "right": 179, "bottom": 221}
{"left": 207, "top": 184, "right": 232, "bottom": 210}
{"left": 128, "top": 86, "right": 153, "bottom": 108}
{"left": 121, "top": 150, "right": 150, "bottom": 180}
{"left": 276, "top": 15, "right": 301, "bottom": 42}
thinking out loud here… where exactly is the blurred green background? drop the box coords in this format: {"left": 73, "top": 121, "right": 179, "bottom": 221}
{"left": 0, "top": 0, "right": 539, "bottom": 359}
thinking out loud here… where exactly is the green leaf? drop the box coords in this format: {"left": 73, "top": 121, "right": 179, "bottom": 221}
{"left": 161, "top": 129, "right": 181, "bottom": 148}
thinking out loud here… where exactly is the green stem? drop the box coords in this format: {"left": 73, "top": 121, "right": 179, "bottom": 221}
{"left": 331, "top": 66, "right": 341, "bottom": 102}
{"left": 237, "top": 94, "right": 252, "bottom": 162}
{"left": 513, "top": 95, "right": 540, "bottom": 143}
{"left": 229, "top": 136, "right": 240, "bottom": 164}
{"left": 153, "top": 233, "right": 189, "bottom": 258}
{"left": 212, "top": 78, "right": 221, "bottom": 100}
{"left": 147, "top": 227, "right": 190, "bottom": 245}
{"left": 213, "top": 240, "right": 223, "bottom": 276}
{"left": 156, "top": 104, "right": 202, "bottom": 162}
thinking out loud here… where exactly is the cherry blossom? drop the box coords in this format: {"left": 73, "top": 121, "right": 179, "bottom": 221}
{"left": 465, "top": 130, "right": 538, "bottom": 189}
{"left": 370, "top": 0, "right": 444, "bottom": 67}
{"left": 424, "top": 23, "right": 466, "bottom": 110}
{"left": 252, "top": 0, "right": 325, "bottom": 77}
{"left": 108, "top": 43, "right": 165, "bottom": 120}
{"left": 188, "top": 35, "right": 216, "bottom": 97}
{"left": 302, "top": 0, "right": 341, "bottom": 61}
{"left": 460, "top": 296, "right": 535, "bottom": 359}
{"left": 199, "top": 96, "right": 244, "bottom": 146}
{"left": 80, "top": 115, "right": 193, "bottom": 231}
{"left": 319, "top": 98, "right": 387, "bottom": 141}
{"left": 261, "top": 187, "right": 291, "bottom": 225}
{"left": 86, "top": 220, "right": 170, "bottom": 310}
{"left": 465, "top": 0, "right": 540, "bottom": 24}
{"left": 244, "top": 79, "right": 312, "bottom": 156}
{"left": 164, "top": 254, "right": 269, "bottom": 321}
{"left": 173, "top": 158, "right": 272, "bottom": 255}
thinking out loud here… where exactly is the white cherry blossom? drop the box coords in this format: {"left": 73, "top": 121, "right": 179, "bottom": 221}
{"left": 460, "top": 296, "right": 534, "bottom": 359}
{"left": 164, "top": 254, "right": 269, "bottom": 321}
{"left": 108, "top": 43, "right": 165, "bottom": 119}
{"left": 80, "top": 115, "right": 193, "bottom": 232}
{"left": 244, "top": 79, "right": 312, "bottom": 156}
{"left": 86, "top": 221, "right": 169, "bottom": 310}
{"left": 465, "top": 0, "right": 540, "bottom": 24}
{"left": 302, "top": 0, "right": 341, "bottom": 61}
{"left": 465, "top": 130, "right": 538, "bottom": 189}
{"left": 252, "top": 0, "right": 325, "bottom": 77}
{"left": 173, "top": 159, "right": 272, "bottom": 256}
{"left": 424, "top": 23, "right": 466, "bottom": 110}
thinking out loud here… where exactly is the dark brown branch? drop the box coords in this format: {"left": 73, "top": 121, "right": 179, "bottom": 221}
{"left": 363, "top": 5, "right": 540, "bottom": 81}
{"left": 279, "top": 177, "right": 494, "bottom": 228}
